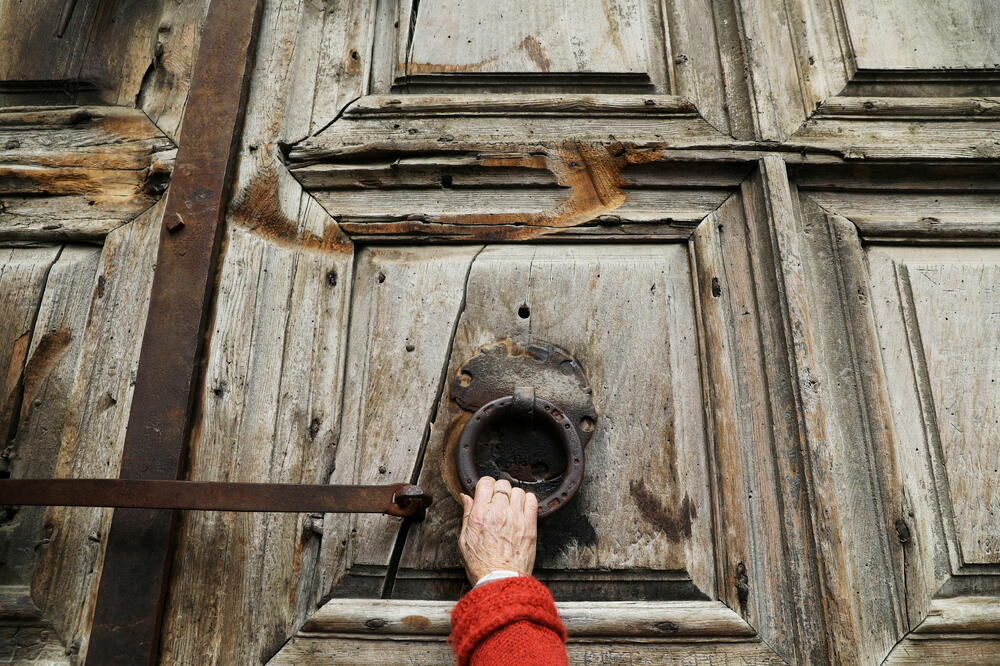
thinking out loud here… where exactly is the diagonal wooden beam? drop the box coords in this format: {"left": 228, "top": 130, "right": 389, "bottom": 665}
{"left": 85, "top": 1, "right": 263, "bottom": 663}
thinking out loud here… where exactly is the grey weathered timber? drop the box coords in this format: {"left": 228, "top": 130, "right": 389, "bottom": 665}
{"left": 1, "top": 0, "right": 999, "bottom": 664}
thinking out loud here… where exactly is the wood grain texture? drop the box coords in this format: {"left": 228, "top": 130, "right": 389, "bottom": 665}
{"left": 270, "top": 600, "right": 781, "bottom": 665}
{"left": 841, "top": 0, "right": 1000, "bottom": 71}
{"left": 29, "top": 199, "right": 162, "bottom": 663}
{"left": 159, "top": 201, "right": 354, "bottom": 665}
{"left": 317, "top": 245, "right": 480, "bottom": 599}
{"left": 272, "top": 636, "right": 784, "bottom": 665}
{"left": 765, "top": 176, "right": 907, "bottom": 664}
{"left": 692, "top": 188, "right": 827, "bottom": 664}
{"left": 1, "top": 247, "right": 101, "bottom": 588}
{"left": 0, "top": 106, "right": 175, "bottom": 241}
{"left": 398, "top": 0, "right": 661, "bottom": 92}
{"left": 395, "top": 244, "right": 713, "bottom": 602}
{"left": 0, "top": 247, "right": 59, "bottom": 443}
{"left": 867, "top": 246, "right": 1000, "bottom": 627}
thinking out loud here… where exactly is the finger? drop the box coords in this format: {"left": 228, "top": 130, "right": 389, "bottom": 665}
{"left": 509, "top": 486, "right": 526, "bottom": 515}
{"left": 524, "top": 491, "right": 539, "bottom": 523}
{"left": 460, "top": 494, "right": 473, "bottom": 520}
{"left": 474, "top": 476, "right": 495, "bottom": 507}
{"left": 491, "top": 478, "right": 512, "bottom": 506}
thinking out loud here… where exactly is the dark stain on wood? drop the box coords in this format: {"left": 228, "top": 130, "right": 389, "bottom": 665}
{"left": 230, "top": 167, "right": 352, "bottom": 254}
{"left": 628, "top": 480, "right": 696, "bottom": 542}
{"left": 1, "top": 328, "right": 73, "bottom": 442}
{"left": 519, "top": 36, "right": 551, "bottom": 71}
{"left": 401, "top": 615, "right": 432, "bottom": 629}
{"left": 534, "top": 494, "right": 598, "bottom": 564}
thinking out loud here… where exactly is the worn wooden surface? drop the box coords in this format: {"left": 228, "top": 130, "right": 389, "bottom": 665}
{"left": 1, "top": 247, "right": 100, "bottom": 588}
{"left": 0, "top": 106, "right": 175, "bottom": 241}
{"left": 28, "top": 200, "right": 162, "bottom": 662}
{"left": 1, "top": 0, "right": 998, "bottom": 663}
{"left": 394, "top": 244, "right": 712, "bottom": 601}
{"left": 841, "top": 0, "right": 999, "bottom": 70}
{"left": 399, "top": 0, "right": 659, "bottom": 92}
{"left": 317, "top": 245, "right": 480, "bottom": 599}
{"left": 271, "top": 599, "right": 781, "bottom": 665}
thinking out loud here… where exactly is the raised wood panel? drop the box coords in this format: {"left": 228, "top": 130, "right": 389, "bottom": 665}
{"left": 841, "top": 0, "right": 1000, "bottom": 71}
{"left": 868, "top": 247, "right": 1000, "bottom": 573}
{"left": 395, "top": 244, "right": 712, "bottom": 601}
{"left": 270, "top": 599, "right": 781, "bottom": 665}
{"left": 0, "top": 1, "right": 209, "bottom": 140}
{"left": 318, "top": 246, "right": 481, "bottom": 598}
{"left": 390, "top": 0, "right": 666, "bottom": 92}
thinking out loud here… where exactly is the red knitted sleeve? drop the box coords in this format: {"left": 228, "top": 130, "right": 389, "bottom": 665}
{"left": 449, "top": 576, "right": 568, "bottom": 666}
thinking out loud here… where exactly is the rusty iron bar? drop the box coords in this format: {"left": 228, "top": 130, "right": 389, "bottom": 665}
{"left": 85, "top": 0, "right": 263, "bottom": 663}
{"left": 0, "top": 480, "right": 432, "bottom": 519}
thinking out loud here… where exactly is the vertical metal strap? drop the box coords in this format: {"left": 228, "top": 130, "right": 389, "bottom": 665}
{"left": 85, "top": 1, "right": 262, "bottom": 662}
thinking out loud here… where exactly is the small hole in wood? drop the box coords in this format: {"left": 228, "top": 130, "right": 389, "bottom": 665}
{"left": 518, "top": 305, "right": 530, "bottom": 319}
{"left": 441, "top": 174, "right": 453, "bottom": 188}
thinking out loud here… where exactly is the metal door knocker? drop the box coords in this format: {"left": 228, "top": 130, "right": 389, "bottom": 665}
{"left": 444, "top": 340, "right": 597, "bottom": 517}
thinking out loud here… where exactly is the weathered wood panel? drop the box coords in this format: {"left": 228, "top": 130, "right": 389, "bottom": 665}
{"left": 395, "top": 244, "right": 712, "bottom": 602}
{"left": 0, "top": 106, "right": 175, "bottom": 241}
{"left": 317, "top": 245, "right": 481, "bottom": 598}
{"left": 841, "top": 0, "right": 1000, "bottom": 71}
{"left": 2, "top": 247, "right": 101, "bottom": 587}
{"left": 400, "top": 0, "right": 660, "bottom": 91}
{"left": 159, "top": 201, "right": 354, "bottom": 665}
{"left": 270, "top": 600, "right": 781, "bottom": 665}
{"left": 29, "top": 200, "right": 162, "bottom": 663}
{"left": 867, "top": 246, "right": 1000, "bottom": 622}
{"left": 0, "top": 247, "right": 59, "bottom": 443}
{"left": 692, "top": 189, "right": 827, "bottom": 663}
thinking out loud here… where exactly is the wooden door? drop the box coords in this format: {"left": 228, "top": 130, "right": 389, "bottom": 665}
{"left": 1, "top": 1, "right": 998, "bottom": 664}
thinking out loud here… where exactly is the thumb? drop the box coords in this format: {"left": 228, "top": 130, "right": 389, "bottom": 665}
{"left": 460, "top": 493, "right": 473, "bottom": 518}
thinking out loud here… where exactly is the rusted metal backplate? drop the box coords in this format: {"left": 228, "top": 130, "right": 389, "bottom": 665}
{"left": 0, "top": 480, "right": 431, "bottom": 518}
{"left": 86, "top": 0, "right": 263, "bottom": 663}
{"left": 443, "top": 340, "right": 596, "bottom": 512}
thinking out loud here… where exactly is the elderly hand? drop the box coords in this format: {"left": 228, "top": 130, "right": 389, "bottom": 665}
{"left": 458, "top": 476, "right": 538, "bottom": 586}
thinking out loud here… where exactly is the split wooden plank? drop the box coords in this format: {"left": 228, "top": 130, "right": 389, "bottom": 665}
{"left": 0, "top": 106, "right": 175, "bottom": 242}
{"left": 396, "top": 244, "right": 713, "bottom": 602}
{"left": 159, "top": 197, "right": 354, "bottom": 665}
{"left": 1, "top": 246, "right": 101, "bottom": 588}
{"left": 317, "top": 245, "right": 482, "bottom": 599}
{"left": 28, "top": 200, "right": 162, "bottom": 663}
{"left": 0, "top": 246, "right": 60, "bottom": 442}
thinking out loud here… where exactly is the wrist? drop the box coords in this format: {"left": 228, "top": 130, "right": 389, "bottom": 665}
{"left": 473, "top": 569, "right": 522, "bottom": 588}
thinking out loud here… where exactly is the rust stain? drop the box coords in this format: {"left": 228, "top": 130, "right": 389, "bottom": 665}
{"left": 518, "top": 36, "right": 551, "bottom": 72}
{"left": 422, "top": 141, "right": 663, "bottom": 241}
{"left": 0, "top": 332, "right": 31, "bottom": 437}
{"left": 629, "top": 480, "right": 696, "bottom": 542}
{"left": 20, "top": 329, "right": 74, "bottom": 413}
{"left": 401, "top": 615, "right": 432, "bottom": 630}
{"left": 230, "top": 168, "right": 351, "bottom": 254}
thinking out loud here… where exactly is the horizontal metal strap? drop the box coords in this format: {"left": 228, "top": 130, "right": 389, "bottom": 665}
{"left": 0, "top": 479, "right": 432, "bottom": 519}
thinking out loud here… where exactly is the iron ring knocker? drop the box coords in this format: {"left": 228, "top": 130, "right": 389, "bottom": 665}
{"left": 455, "top": 394, "right": 585, "bottom": 518}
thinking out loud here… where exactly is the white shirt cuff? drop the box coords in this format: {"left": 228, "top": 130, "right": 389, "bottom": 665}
{"left": 474, "top": 570, "right": 522, "bottom": 588}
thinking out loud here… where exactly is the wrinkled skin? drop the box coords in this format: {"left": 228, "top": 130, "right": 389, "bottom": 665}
{"left": 459, "top": 476, "right": 538, "bottom": 585}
